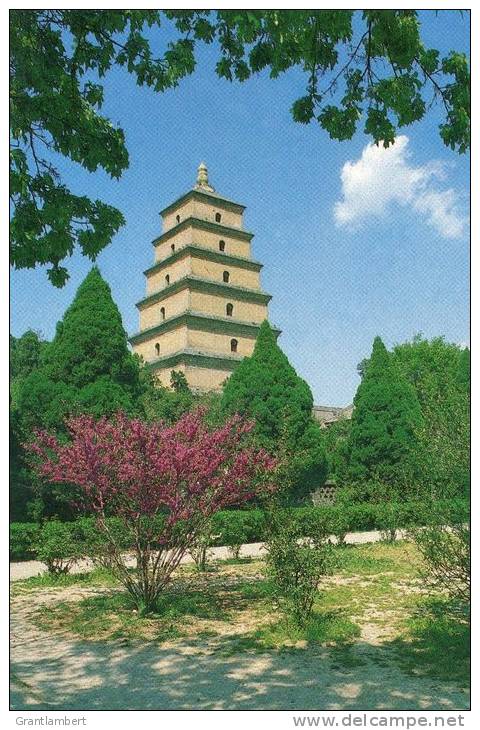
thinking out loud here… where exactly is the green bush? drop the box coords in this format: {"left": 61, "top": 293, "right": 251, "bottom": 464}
{"left": 411, "top": 509, "right": 470, "bottom": 607}
{"left": 266, "top": 517, "right": 334, "bottom": 626}
{"left": 189, "top": 518, "right": 216, "bottom": 571}
{"left": 36, "top": 520, "right": 86, "bottom": 576}
{"left": 10, "top": 522, "right": 40, "bottom": 560}
{"left": 212, "top": 509, "right": 266, "bottom": 556}
{"left": 77, "top": 516, "right": 135, "bottom": 555}
{"left": 293, "top": 499, "right": 468, "bottom": 540}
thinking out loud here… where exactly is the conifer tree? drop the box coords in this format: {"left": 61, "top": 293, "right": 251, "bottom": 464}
{"left": 42, "top": 266, "right": 140, "bottom": 396}
{"left": 19, "top": 268, "right": 142, "bottom": 428}
{"left": 13, "top": 268, "right": 143, "bottom": 519}
{"left": 346, "top": 336, "right": 423, "bottom": 490}
{"left": 222, "top": 321, "right": 313, "bottom": 447}
{"left": 221, "top": 320, "right": 326, "bottom": 502}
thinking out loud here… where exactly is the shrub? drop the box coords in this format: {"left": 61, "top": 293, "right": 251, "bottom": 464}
{"left": 9, "top": 498, "right": 468, "bottom": 565}
{"left": 212, "top": 509, "right": 266, "bottom": 557}
{"left": 36, "top": 520, "right": 85, "bottom": 576}
{"left": 411, "top": 508, "right": 470, "bottom": 607}
{"left": 327, "top": 506, "right": 352, "bottom": 545}
{"left": 375, "top": 502, "right": 401, "bottom": 542}
{"left": 293, "top": 499, "right": 468, "bottom": 540}
{"left": 10, "top": 522, "right": 40, "bottom": 560}
{"left": 266, "top": 517, "right": 334, "bottom": 627}
{"left": 28, "top": 411, "right": 276, "bottom": 613}
{"left": 75, "top": 516, "right": 135, "bottom": 568}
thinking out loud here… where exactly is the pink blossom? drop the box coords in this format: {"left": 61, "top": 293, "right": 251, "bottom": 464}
{"left": 26, "top": 410, "right": 277, "bottom": 610}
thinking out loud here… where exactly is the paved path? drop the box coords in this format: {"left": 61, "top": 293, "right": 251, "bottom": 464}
{"left": 10, "top": 529, "right": 407, "bottom": 581}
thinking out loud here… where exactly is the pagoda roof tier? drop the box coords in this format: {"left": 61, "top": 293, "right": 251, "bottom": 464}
{"left": 160, "top": 188, "right": 246, "bottom": 217}
{"left": 136, "top": 276, "right": 272, "bottom": 310}
{"left": 152, "top": 217, "right": 254, "bottom": 246}
{"left": 144, "top": 244, "right": 263, "bottom": 276}
{"left": 146, "top": 348, "right": 243, "bottom": 373}
{"left": 129, "top": 311, "right": 281, "bottom": 346}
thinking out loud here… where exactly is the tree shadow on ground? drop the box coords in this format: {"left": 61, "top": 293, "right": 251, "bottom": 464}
{"left": 11, "top": 621, "right": 470, "bottom": 711}
{"left": 11, "top": 558, "right": 470, "bottom": 711}
{"left": 385, "top": 605, "right": 470, "bottom": 685}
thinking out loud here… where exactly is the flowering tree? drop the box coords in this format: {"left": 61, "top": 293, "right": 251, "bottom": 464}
{"left": 28, "top": 410, "right": 276, "bottom": 612}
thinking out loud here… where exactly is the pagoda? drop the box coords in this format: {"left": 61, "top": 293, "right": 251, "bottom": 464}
{"left": 129, "top": 163, "right": 280, "bottom": 392}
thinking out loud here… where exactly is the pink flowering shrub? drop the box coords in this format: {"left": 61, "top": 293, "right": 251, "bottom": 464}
{"left": 28, "top": 410, "right": 276, "bottom": 612}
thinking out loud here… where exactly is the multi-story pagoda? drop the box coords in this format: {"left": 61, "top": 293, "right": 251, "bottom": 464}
{"left": 129, "top": 163, "right": 280, "bottom": 392}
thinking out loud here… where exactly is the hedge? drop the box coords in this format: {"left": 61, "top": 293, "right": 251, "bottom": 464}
{"left": 10, "top": 498, "right": 469, "bottom": 561}
{"left": 10, "top": 522, "right": 41, "bottom": 561}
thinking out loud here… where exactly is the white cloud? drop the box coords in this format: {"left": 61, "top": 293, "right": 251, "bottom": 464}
{"left": 333, "top": 135, "right": 467, "bottom": 239}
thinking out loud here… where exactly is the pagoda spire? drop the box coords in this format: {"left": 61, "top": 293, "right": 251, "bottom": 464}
{"left": 195, "top": 161, "right": 215, "bottom": 193}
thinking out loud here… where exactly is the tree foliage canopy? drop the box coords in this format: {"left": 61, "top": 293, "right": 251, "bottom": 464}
{"left": 391, "top": 335, "right": 465, "bottom": 410}
{"left": 10, "top": 10, "right": 469, "bottom": 283}
{"left": 11, "top": 267, "right": 144, "bottom": 519}
{"left": 221, "top": 320, "right": 326, "bottom": 502}
{"left": 347, "top": 336, "right": 423, "bottom": 487}
{"left": 14, "top": 267, "right": 142, "bottom": 433}
{"left": 140, "top": 368, "right": 194, "bottom": 425}
{"left": 221, "top": 320, "right": 313, "bottom": 448}
{"left": 10, "top": 330, "right": 47, "bottom": 383}
{"left": 346, "top": 335, "right": 470, "bottom": 501}
{"left": 42, "top": 266, "right": 140, "bottom": 390}
{"left": 28, "top": 410, "right": 277, "bottom": 610}
{"left": 391, "top": 337, "right": 470, "bottom": 498}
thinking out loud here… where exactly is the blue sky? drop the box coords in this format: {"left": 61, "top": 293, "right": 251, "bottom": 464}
{"left": 10, "top": 10, "right": 470, "bottom": 405}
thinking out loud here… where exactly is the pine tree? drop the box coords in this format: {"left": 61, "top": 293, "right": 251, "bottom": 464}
{"left": 222, "top": 321, "right": 313, "bottom": 447}
{"left": 346, "top": 336, "right": 423, "bottom": 490}
{"left": 221, "top": 320, "right": 326, "bottom": 502}
{"left": 42, "top": 266, "right": 140, "bottom": 394}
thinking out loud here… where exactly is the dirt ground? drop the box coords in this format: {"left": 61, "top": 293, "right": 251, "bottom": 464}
{"left": 10, "top": 554, "right": 469, "bottom": 711}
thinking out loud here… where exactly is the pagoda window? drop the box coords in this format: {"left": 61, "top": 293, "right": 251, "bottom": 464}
{"left": 219, "top": 240, "right": 225, "bottom": 252}
{"left": 226, "top": 303, "right": 233, "bottom": 317}
{"left": 165, "top": 274, "right": 170, "bottom": 285}
{"left": 160, "top": 307, "right": 165, "bottom": 320}
{"left": 171, "top": 244, "right": 175, "bottom": 253}
{"left": 176, "top": 215, "right": 181, "bottom": 224}
{"left": 223, "top": 271, "right": 230, "bottom": 283}
{"left": 215, "top": 212, "right": 222, "bottom": 223}
{"left": 230, "top": 338, "right": 238, "bottom": 353}
{"left": 155, "top": 343, "right": 160, "bottom": 356}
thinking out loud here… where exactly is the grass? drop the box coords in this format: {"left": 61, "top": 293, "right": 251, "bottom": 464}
{"left": 34, "top": 591, "right": 186, "bottom": 643}
{"left": 387, "top": 597, "right": 470, "bottom": 684}
{"left": 11, "top": 567, "right": 119, "bottom": 594}
{"left": 252, "top": 612, "right": 360, "bottom": 649}
{"left": 336, "top": 541, "right": 420, "bottom": 578}
{"left": 30, "top": 568, "right": 273, "bottom": 643}
{"left": 17, "top": 540, "right": 469, "bottom": 686}
{"left": 218, "top": 613, "right": 360, "bottom": 656}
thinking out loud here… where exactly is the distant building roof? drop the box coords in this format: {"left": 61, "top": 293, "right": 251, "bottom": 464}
{"left": 313, "top": 404, "right": 353, "bottom": 426}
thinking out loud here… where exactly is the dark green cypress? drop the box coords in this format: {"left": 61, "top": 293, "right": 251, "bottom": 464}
{"left": 347, "top": 336, "right": 423, "bottom": 486}
{"left": 221, "top": 320, "right": 313, "bottom": 448}
{"left": 42, "top": 266, "right": 140, "bottom": 396}
{"left": 221, "top": 321, "right": 326, "bottom": 502}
